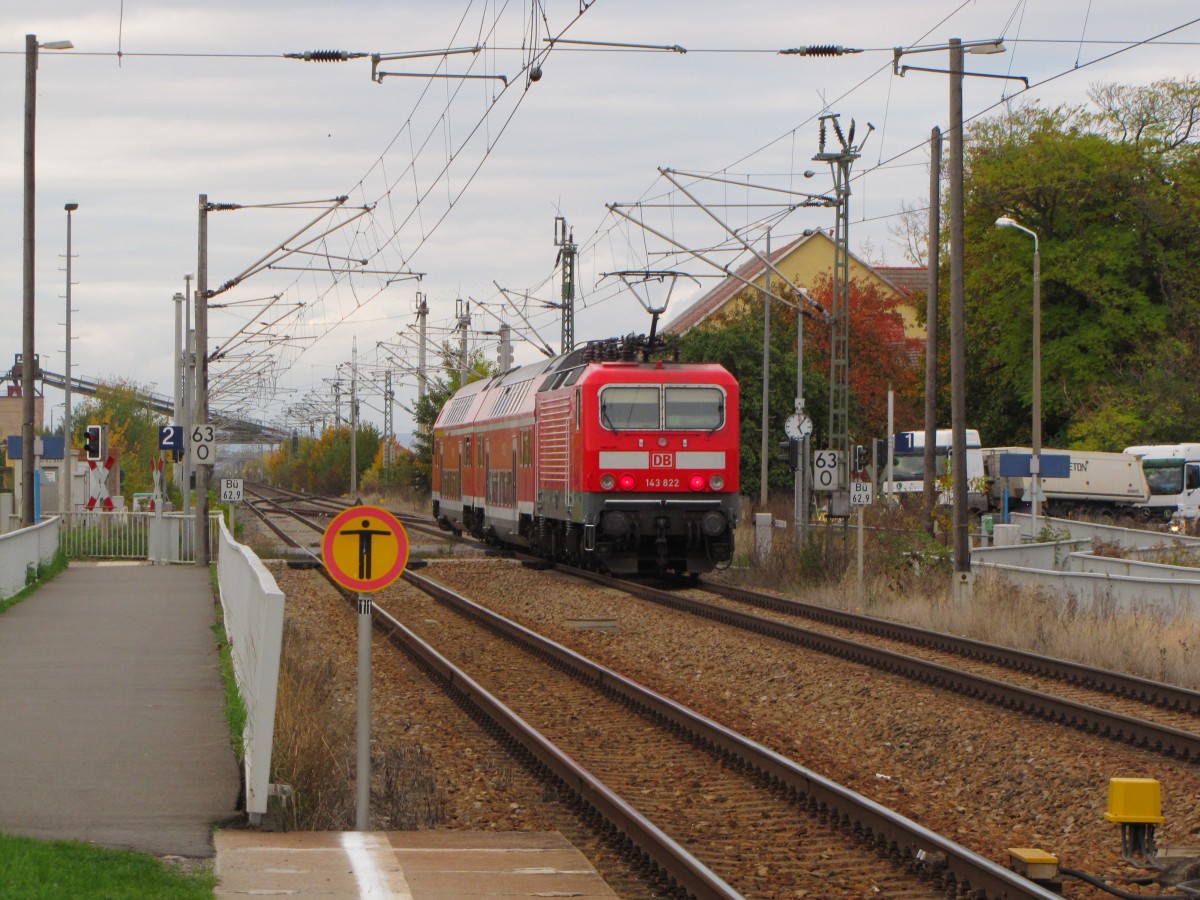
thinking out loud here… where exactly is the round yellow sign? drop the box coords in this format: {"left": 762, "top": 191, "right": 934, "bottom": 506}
{"left": 322, "top": 505, "right": 410, "bottom": 592}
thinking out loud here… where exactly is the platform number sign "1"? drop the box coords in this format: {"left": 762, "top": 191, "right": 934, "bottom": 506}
{"left": 191, "top": 424, "right": 216, "bottom": 465}
{"left": 812, "top": 449, "right": 842, "bottom": 493}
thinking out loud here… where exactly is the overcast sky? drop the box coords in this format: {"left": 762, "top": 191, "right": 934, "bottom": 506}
{"left": 3, "top": 1, "right": 1197, "bottom": 440}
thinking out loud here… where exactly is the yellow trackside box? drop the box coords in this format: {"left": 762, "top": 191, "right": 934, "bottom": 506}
{"left": 1104, "top": 778, "right": 1164, "bottom": 824}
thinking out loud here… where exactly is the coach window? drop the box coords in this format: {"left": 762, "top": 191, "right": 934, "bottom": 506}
{"left": 463, "top": 436, "right": 471, "bottom": 466}
{"left": 600, "top": 386, "right": 660, "bottom": 431}
{"left": 665, "top": 386, "right": 724, "bottom": 430}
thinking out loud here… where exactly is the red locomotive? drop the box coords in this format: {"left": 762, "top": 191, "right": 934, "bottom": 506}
{"left": 432, "top": 336, "right": 740, "bottom": 574}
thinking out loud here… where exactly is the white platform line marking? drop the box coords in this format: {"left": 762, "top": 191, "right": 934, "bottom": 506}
{"left": 341, "top": 832, "right": 413, "bottom": 899}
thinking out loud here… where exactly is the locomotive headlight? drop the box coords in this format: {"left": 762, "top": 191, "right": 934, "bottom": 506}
{"left": 708, "top": 474, "right": 725, "bottom": 491}
{"left": 689, "top": 474, "right": 707, "bottom": 491}
{"left": 619, "top": 473, "right": 637, "bottom": 491}
{"left": 600, "top": 474, "right": 616, "bottom": 491}
{"left": 701, "top": 511, "right": 727, "bottom": 537}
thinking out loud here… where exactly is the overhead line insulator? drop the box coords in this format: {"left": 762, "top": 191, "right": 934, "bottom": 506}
{"left": 779, "top": 45, "right": 861, "bottom": 56}
{"left": 286, "top": 50, "right": 364, "bottom": 62}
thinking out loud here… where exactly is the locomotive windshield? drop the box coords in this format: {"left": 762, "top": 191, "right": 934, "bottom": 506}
{"left": 600, "top": 386, "right": 659, "bottom": 430}
{"left": 600, "top": 385, "right": 725, "bottom": 431}
{"left": 664, "top": 387, "right": 724, "bottom": 429}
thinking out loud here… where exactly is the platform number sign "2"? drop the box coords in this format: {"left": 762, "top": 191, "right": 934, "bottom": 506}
{"left": 191, "top": 424, "right": 216, "bottom": 465}
{"left": 812, "top": 449, "right": 842, "bottom": 493}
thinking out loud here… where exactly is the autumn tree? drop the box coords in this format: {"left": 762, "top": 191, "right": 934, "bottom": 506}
{"left": 69, "top": 379, "right": 166, "bottom": 497}
{"left": 678, "top": 275, "right": 921, "bottom": 494}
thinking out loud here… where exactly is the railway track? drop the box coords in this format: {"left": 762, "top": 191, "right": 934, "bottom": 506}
{"left": 242, "top": 488, "right": 1061, "bottom": 897}
{"left": 244, "top": 487, "right": 1200, "bottom": 760}
{"left": 672, "top": 576, "right": 1200, "bottom": 759}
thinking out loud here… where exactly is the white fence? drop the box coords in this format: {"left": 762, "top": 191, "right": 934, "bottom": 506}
{"left": 216, "top": 515, "right": 285, "bottom": 823}
{"left": 972, "top": 513, "right": 1200, "bottom": 617}
{"left": 58, "top": 511, "right": 218, "bottom": 563}
{"left": 0, "top": 517, "right": 61, "bottom": 601}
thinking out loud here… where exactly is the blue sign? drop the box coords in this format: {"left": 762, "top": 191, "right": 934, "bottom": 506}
{"left": 159, "top": 424, "right": 185, "bottom": 452}
{"left": 998, "top": 453, "right": 1071, "bottom": 478}
{"left": 893, "top": 432, "right": 914, "bottom": 452}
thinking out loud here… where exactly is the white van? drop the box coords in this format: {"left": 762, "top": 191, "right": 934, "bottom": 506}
{"left": 1122, "top": 444, "right": 1200, "bottom": 522}
{"left": 882, "top": 428, "right": 987, "bottom": 513}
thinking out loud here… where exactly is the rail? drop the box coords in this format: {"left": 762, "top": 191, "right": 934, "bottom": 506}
{"left": 390, "top": 568, "right": 1057, "bottom": 899}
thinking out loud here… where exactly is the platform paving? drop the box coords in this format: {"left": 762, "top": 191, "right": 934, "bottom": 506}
{"left": 0, "top": 562, "right": 241, "bottom": 858}
{"left": 214, "top": 830, "right": 619, "bottom": 898}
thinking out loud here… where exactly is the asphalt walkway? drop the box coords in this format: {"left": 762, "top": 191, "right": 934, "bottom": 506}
{"left": 0, "top": 562, "right": 241, "bottom": 858}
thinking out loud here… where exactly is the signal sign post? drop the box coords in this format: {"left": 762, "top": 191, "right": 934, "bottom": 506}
{"left": 322, "top": 506, "right": 410, "bottom": 831}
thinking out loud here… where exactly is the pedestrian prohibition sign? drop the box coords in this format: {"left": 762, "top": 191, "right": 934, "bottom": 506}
{"left": 322, "top": 506, "right": 410, "bottom": 592}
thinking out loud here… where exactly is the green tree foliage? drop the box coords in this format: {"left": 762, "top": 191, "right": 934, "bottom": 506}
{"left": 70, "top": 380, "right": 166, "bottom": 496}
{"left": 962, "top": 77, "right": 1200, "bottom": 449}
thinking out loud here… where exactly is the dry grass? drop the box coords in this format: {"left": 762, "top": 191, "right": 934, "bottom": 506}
{"left": 729, "top": 496, "right": 1200, "bottom": 691}
{"left": 269, "top": 620, "right": 447, "bottom": 831}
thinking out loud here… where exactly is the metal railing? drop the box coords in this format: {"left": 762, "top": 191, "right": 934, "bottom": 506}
{"left": 59, "top": 511, "right": 220, "bottom": 563}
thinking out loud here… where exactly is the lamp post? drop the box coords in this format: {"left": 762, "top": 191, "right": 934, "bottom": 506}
{"left": 63, "top": 202, "right": 78, "bottom": 458}
{"left": 21, "top": 34, "right": 74, "bottom": 526}
{"left": 995, "top": 216, "right": 1041, "bottom": 539}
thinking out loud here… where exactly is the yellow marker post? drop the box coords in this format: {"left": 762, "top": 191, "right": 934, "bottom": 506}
{"left": 322, "top": 506, "right": 409, "bottom": 830}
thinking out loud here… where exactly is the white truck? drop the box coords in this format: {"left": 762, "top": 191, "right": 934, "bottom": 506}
{"left": 1122, "top": 443, "right": 1200, "bottom": 523}
{"left": 982, "top": 447, "right": 1149, "bottom": 517}
{"left": 881, "top": 429, "right": 988, "bottom": 513}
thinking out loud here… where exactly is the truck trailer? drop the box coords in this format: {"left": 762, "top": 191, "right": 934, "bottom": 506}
{"left": 983, "top": 447, "right": 1149, "bottom": 517}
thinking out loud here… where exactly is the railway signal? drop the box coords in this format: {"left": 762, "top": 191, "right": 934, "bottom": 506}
{"left": 84, "top": 424, "right": 103, "bottom": 461}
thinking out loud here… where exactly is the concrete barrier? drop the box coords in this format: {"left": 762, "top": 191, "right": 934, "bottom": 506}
{"left": 973, "top": 514, "right": 1200, "bottom": 618}
{"left": 0, "top": 517, "right": 60, "bottom": 601}
{"left": 217, "top": 516, "right": 285, "bottom": 823}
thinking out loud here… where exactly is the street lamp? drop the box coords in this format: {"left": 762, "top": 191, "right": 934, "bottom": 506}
{"left": 21, "top": 34, "right": 73, "bottom": 526}
{"left": 63, "top": 202, "right": 78, "bottom": 459}
{"left": 995, "top": 216, "right": 1041, "bottom": 539}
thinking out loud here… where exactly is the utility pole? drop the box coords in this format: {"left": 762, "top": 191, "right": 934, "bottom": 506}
{"left": 20, "top": 35, "right": 38, "bottom": 527}
{"left": 415, "top": 291, "right": 428, "bottom": 402}
{"left": 195, "top": 196, "right": 210, "bottom": 566}
{"left": 813, "top": 114, "right": 869, "bottom": 523}
{"left": 498, "top": 323, "right": 513, "bottom": 371}
{"left": 948, "top": 39, "right": 969, "bottom": 594}
{"left": 382, "top": 369, "right": 394, "bottom": 481}
{"left": 350, "top": 340, "right": 358, "bottom": 499}
{"left": 759, "top": 228, "right": 771, "bottom": 509}
{"left": 923, "top": 127, "right": 941, "bottom": 535}
{"left": 183, "top": 273, "right": 193, "bottom": 520}
{"left": 554, "top": 216, "right": 576, "bottom": 354}
{"left": 456, "top": 298, "right": 470, "bottom": 386}
{"left": 63, "top": 202, "right": 78, "bottom": 456}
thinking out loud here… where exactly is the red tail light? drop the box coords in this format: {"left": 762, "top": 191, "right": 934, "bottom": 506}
{"left": 619, "top": 473, "right": 636, "bottom": 491}
{"left": 689, "top": 474, "right": 707, "bottom": 491}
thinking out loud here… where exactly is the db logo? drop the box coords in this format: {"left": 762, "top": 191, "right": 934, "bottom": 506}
{"left": 651, "top": 452, "right": 674, "bottom": 468}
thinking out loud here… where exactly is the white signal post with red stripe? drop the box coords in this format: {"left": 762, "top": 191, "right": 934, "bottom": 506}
{"left": 322, "top": 506, "right": 410, "bottom": 831}
{"left": 86, "top": 455, "right": 116, "bottom": 512}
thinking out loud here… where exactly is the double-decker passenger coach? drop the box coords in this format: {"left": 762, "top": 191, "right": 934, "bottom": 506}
{"left": 432, "top": 336, "right": 740, "bottom": 575}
